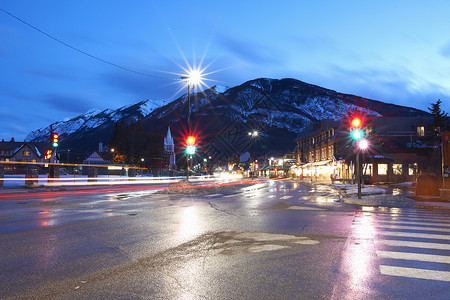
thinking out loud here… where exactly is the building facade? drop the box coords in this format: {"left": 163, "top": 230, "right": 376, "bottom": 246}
{"left": 0, "top": 140, "right": 49, "bottom": 174}
{"left": 294, "top": 116, "right": 437, "bottom": 183}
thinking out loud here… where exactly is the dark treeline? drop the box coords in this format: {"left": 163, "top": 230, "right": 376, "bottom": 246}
{"left": 109, "top": 120, "right": 165, "bottom": 168}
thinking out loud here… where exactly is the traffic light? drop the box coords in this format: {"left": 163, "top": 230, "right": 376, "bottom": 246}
{"left": 186, "top": 135, "right": 196, "bottom": 155}
{"left": 45, "top": 149, "right": 52, "bottom": 159}
{"left": 350, "top": 117, "right": 364, "bottom": 140}
{"left": 52, "top": 133, "right": 59, "bottom": 147}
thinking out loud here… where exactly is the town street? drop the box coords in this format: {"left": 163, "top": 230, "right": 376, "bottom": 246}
{"left": 0, "top": 180, "right": 449, "bottom": 299}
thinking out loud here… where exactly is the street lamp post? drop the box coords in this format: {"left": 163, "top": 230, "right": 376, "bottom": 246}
{"left": 248, "top": 130, "right": 258, "bottom": 179}
{"left": 181, "top": 71, "right": 202, "bottom": 182}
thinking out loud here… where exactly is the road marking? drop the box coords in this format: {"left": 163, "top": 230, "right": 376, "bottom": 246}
{"left": 376, "top": 250, "right": 450, "bottom": 263}
{"left": 371, "top": 215, "right": 450, "bottom": 222}
{"left": 375, "top": 224, "right": 450, "bottom": 233}
{"left": 375, "top": 220, "right": 450, "bottom": 227}
{"left": 287, "top": 206, "right": 325, "bottom": 210}
{"left": 379, "top": 265, "right": 450, "bottom": 281}
{"left": 361, "top": 211, "right": 450, "bottom": 218}
{"left": 377, "top": 231, "right": 450, "bottom": 240}
{"left": 376, "top": 239, "right": 450, "bottom": 250}
{"left": 280, "top": 195, "right": 292, "bottom": 200}
{"left": 205, "top": 194, "right": 222, "bottom": 197}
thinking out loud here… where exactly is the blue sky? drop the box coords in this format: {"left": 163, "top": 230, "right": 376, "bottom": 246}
{"left": 1, "top": 1, "right": 450, "bottom": 140}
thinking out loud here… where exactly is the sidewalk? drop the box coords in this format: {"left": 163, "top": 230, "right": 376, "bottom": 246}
{"left": 308, "top": 180, "right": 450, "bottom": 210}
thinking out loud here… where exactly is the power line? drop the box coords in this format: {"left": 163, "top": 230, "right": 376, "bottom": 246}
{"left": 0, "top": 8, "right": 180, "bottom": 81}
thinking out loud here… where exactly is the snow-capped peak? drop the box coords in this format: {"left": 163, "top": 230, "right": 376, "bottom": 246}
{"left": 213, "top": 85, "right": 229, "bottom": 94}
{"left": 139, "top": 99, "right": 167, "bottom": 116}
{"left": 82, "top": 108, "right": 102, "bottom": 119}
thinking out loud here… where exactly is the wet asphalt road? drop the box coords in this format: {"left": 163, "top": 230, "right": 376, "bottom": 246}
{"left": 0, "top": 179, "right": 449, "bottom": 299}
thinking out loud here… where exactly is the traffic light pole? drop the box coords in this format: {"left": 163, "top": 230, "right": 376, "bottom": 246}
{"left": 186, "top": 84, "right": 191, "bottom": 183}
{"left": 356, "top": 151, "right": 361, "bottom": 199}
{"left": 187, "top": 155, "right": 190, "bottom": 182}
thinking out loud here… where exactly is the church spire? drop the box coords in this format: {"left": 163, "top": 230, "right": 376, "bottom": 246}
{"left": 164, "top": 126, "right": 173, "bottom": 146}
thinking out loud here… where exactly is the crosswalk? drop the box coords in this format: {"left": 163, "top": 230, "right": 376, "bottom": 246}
{"left": 353, "top": 209, "right": 450, "bottom": 282}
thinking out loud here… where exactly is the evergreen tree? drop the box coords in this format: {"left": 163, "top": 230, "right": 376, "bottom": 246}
{"left": 109, "top": 120, "right": 164, "bottom": 167}
{"left": 428, "top": 99, "right": 449, "bottom": 134}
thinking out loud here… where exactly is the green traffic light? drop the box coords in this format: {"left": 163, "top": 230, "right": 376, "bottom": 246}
{"left": 351, "top": 129, "right": 363, "bottom": 140}
{"left": 186, "top": 145, "right": 195, "bottom": 155}
{"left": 52, "top": 142, "right": 58, "bottom": 147}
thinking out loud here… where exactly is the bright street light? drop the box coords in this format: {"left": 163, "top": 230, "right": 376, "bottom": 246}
{"left": 248, "top": 130, "right": 258, "bottom": 137}
{"left": 358, "top": 139, "right": 369, "bottom": 150}
{"left": 181, "top": 68, "right": 204, "bottom": 88}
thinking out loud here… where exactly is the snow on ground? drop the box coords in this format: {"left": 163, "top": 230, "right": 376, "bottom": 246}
{"left": 331, "top": 183, "right": 394, "bottom": 196}
{"left": 329, "top": 182, "right": 414, "bottom": 196}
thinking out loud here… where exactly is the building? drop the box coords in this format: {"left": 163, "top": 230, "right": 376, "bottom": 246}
{"left": 294, "top": 116, "right": 437, "bottom": 183}
{"left": 0, "top": 140, "right": 49, "bottom": 174}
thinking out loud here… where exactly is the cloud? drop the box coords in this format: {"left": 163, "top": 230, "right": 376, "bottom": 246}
{"left": 40, "top": 94, "right": 93, "bottom": 114}
{"left": 295, "top": 65, "right": 450, "bottom": 113}
{"left": 291, "top": 35, "right": 364, "bottom": 63}
{"left": 25, "top": 68, "right": 76, "bottom": 81}
{"left": 218, "top": 34, "right": 284, "bottom": 66}
{"left": 101, "top": 69, "right": 180, "bottom": 101}
{"left": 439, "top": 40, "right": 450, "bottom": 58}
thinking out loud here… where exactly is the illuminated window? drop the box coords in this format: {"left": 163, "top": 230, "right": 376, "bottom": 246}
{"left": 23, "top": 151, "right": 31, "bottom": 156}
{"left": 393, "top": 164, "right": 402, "bottom": 175}
{"left": 416, "top": 126, "right": 425, "bottom": 136}
{"left": 409, "top": 163, "right": 418, "bottom": 175}
{"left": 363, "top": 163, "right": 373, "bottom": 176}
{"left": 378, "top": 163, "right": 388, "bottom": 175}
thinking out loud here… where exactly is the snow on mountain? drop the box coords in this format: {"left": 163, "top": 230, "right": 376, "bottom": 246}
{"left": 213, "top": 85, "right": 229, "bottom": 94}
{"left": 25, "top": 99, "right": 166, "bottom": 143}
{"left": 138, "top": 99, "right": 166, "bottom": 116}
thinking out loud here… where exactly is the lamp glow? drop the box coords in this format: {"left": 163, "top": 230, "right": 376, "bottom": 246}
{"left": 358, "top": 139, "right": 369, "bottom": 150}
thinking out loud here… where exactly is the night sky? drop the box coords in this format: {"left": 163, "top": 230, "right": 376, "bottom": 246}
{"left": 1, "top": 1, "right": 450, "bottom": 140}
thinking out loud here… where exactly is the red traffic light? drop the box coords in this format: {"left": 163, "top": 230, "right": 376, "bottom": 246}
{"left": 186, "top": 135, "right": 196, "bottom": 146}
{"left": 351, "top": 117, "right": 362, "bottom": 128}
{"left": 52, "top": 133, "right": 59, "bottom": 147}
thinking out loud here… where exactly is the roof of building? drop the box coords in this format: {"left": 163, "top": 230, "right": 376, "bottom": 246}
{"left": 0, "top": 141, "right": 49, "bottom": 158}
{"left": 370, "top": 116, "right": 434, "bottom": 133}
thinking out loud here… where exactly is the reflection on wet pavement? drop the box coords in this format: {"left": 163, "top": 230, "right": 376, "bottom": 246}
{"left": 332, "top": 211, "right": 377, "bottom": 298}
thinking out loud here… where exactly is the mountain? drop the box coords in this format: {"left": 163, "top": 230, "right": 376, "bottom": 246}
{"left": 25, "top": 78, "right": 429, "bottom": 160}
{"left": 25, "top": 99, "right": 166, "bottom": 151}
{"left": 142, "top": 78, "right": 429, "bottom": 161}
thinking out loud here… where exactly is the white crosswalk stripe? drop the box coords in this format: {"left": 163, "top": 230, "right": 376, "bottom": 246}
{"left": 376, "top": 239, "right": 450, "bottom": 250}
{"left": 280, "top": 195, "right": 293, "bottom": 200}
{"left": 353, "top": 209, "right": 450, "bottom": 282}
{"left": 379, "top": 266, "right": 450, "bottom": 281}
{"left": 376, "top": 231, "right": 450, "bottom": 240}
{"left": 374, "top": 220, "right": 450, "bottom": 227}
{"left": 361, "top": 213, "right": 450, "bottom": 222}
{"left": 376, "top": 250, "right": 450, "bottom": 263}
{"left": 376, "top": 224, "right": 450, "bottom": 233}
